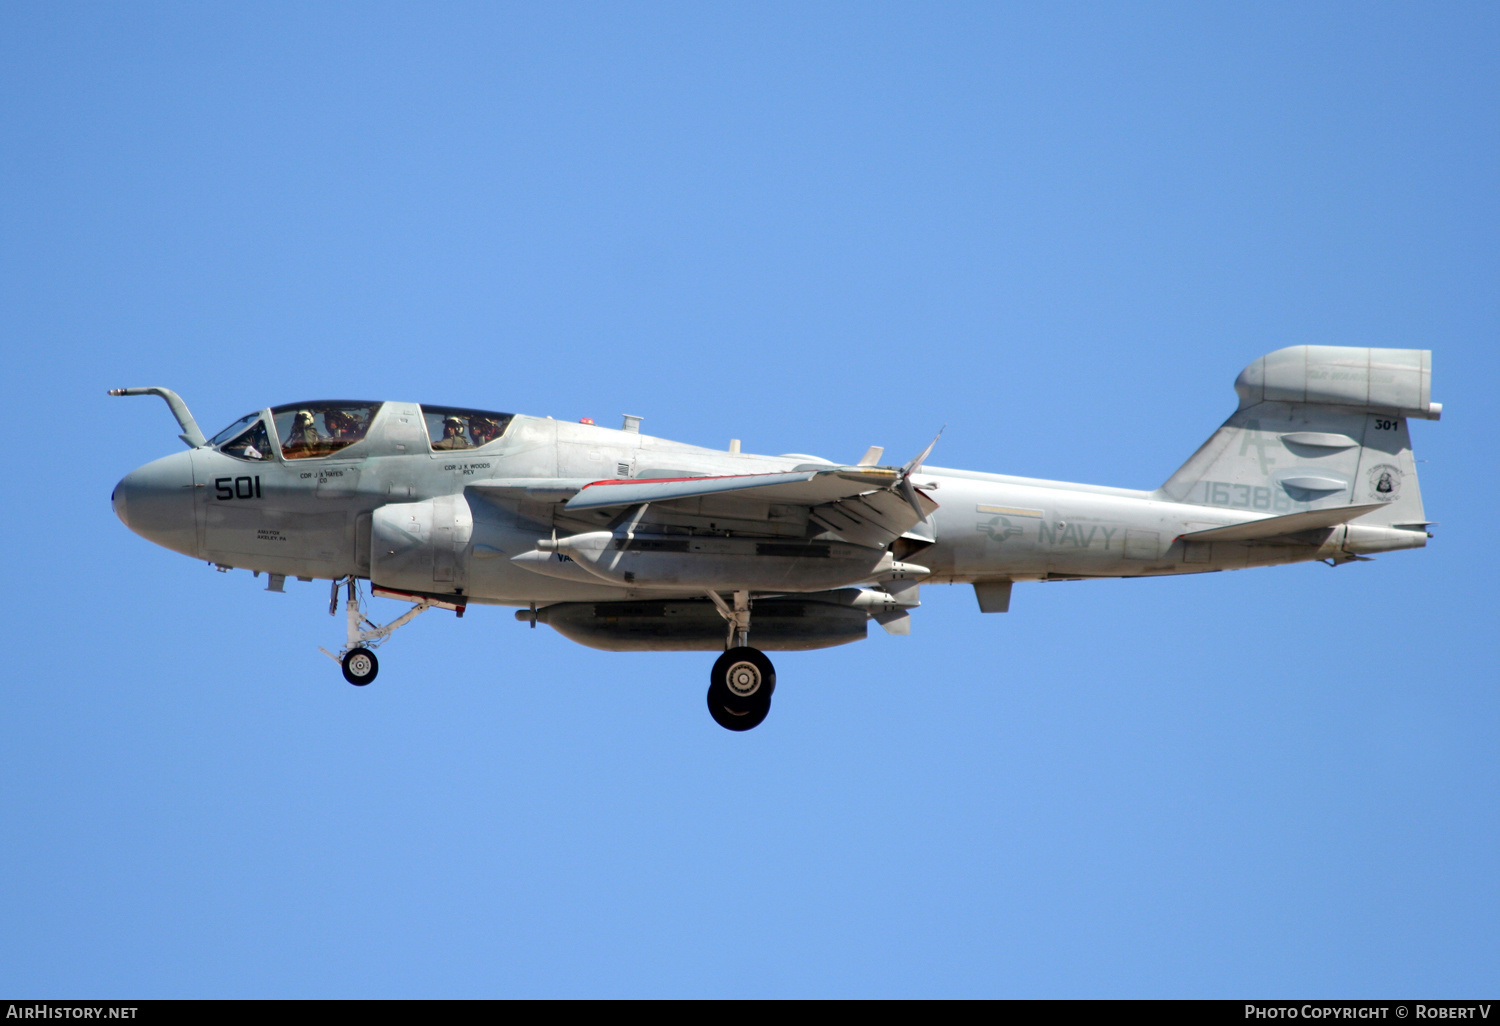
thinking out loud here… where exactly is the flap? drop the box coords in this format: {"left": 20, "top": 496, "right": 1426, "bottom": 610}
{"left": 1180, "top": 502, "right": 1388, "bottom": 543}
{"left": 809, "top": 488, "right": 938, "bottom": 548}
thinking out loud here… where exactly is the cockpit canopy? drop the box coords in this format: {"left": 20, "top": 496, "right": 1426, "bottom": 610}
{"left": 421, "top": 405, "right": 514, "bottom": 452}
{"left": 210, "top": 401, "right": 515, "bottom": 461}
{"left": 271, "top": 402, "right": 382, "bottom": 459}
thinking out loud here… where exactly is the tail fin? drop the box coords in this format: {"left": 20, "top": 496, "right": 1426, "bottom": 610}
{"left": 1161, "top": 346, "right": 1439, "bottom": 527}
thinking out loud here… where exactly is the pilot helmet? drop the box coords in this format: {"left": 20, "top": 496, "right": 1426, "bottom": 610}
{"left": 294, "top": 410, "right": 316, "bottom": 427}
{"left": 443, "top": 415, "right": 466, "bottom": 430}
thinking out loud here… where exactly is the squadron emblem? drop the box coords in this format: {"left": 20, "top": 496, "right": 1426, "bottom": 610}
{"left": 1367, "top": 463, "right": 1402, "bottom": 502}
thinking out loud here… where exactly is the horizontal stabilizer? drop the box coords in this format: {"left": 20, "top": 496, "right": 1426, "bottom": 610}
{"left": 1180, "top": 502, "right": 1388, "bottom": 543}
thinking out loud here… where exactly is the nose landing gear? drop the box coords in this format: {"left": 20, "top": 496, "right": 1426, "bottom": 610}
{"left": 705, "top": 591, "right": 775, "bottom": 731}
{"left": 319, "top": 578, "right": 435, "bottom": 687}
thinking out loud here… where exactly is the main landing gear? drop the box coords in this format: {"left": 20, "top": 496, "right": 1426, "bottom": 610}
{"left": 707, "top": 646, "right": 776, "bottom": 730}
{"left": 320, "top": 578, "right": 434, "bottom": 687}
{"left": 705, "top": 591, "right": 775, "bottom": 731}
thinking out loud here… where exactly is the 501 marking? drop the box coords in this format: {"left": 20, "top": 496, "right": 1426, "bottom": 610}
{"left": 214, "top": 475, "right": 262, "bottom": 500}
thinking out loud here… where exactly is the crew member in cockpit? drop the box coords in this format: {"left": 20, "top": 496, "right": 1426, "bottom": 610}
{"left": 469, "top": 416, "right": 500, "bottom": 446}
{"left": 324, "top": 410, "right": 354, "bottom": 441}
{"left": 284, "top": 409, "right": 325, "bottom": 457}
{"left": 224, "top": 420, "right": 270, "bottom": 460}
{"left": 432, "top": 415, "right": 471, "bottom": 450}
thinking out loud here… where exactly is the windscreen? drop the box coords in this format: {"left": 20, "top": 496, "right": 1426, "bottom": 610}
{"left": 209, "top": 413, "right": 261, "bottom": 446}
{"left": 210, "top": 412, "right": 273, "bottom": 462}
{"left": 271, "top": 402, "right": 383, "bottom": 460}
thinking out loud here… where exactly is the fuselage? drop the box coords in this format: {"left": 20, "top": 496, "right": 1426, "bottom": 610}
{"left": 113, "top": 402, "right": 1426, "bottom": 608}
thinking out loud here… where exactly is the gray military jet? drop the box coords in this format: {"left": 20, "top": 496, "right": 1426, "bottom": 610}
{"left": 111, "top": 345, "right": 1439, "bottom": 730}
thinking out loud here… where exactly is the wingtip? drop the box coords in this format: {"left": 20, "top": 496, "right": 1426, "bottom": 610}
{"left": 901, "top": 428, "right": 945, "bottom": 475}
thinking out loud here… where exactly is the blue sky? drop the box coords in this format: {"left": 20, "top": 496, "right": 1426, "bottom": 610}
{"left": 2, "top": 2, "right": 1496, "bottom": 997}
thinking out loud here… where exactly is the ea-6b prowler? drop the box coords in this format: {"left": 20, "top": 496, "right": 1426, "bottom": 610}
{"left": 112, "top": 346, "right": 1440, "bottom": 730}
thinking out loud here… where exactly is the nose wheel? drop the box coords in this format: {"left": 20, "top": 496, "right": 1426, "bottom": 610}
{"left": 341, "top": 647, "right": 378, "bottom": 685}
{"left": 707, "top": 646, "right": 775, "bottom": 731}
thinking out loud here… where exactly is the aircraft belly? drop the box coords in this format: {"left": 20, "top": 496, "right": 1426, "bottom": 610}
{"left": 621, "top": 555, "right": 876, "bottom": 592}
{"left": 472, "top": 575, "right": 643, "bottom": 604}
{"left": 533, "top": 597, "right": 869, "bottom": 652}
{"left": 561, "top": 545, "right": 885, "bottom": 593}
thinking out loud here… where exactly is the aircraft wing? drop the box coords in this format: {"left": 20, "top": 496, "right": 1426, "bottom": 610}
{"left": 564, "top": 467, "right": 902, "bottom": 510}
{"left": 468, "top": 478, "right": 590, "bottom": 502}
{"left": 468, "top": 470, "right": 897, "bottom": 508}
{"left": 564, "top": 466, "right": 939, "bottom": 549}
{"left": 1179, "top": 502, "right": 1388, "bottom": 543}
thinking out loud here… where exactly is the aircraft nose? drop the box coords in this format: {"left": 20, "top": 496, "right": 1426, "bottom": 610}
{"left": 111, "top": 478, "right": 129, "bottom": 528}
{"left": 113, "top": 451, "right": 198, "bottom": 556}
